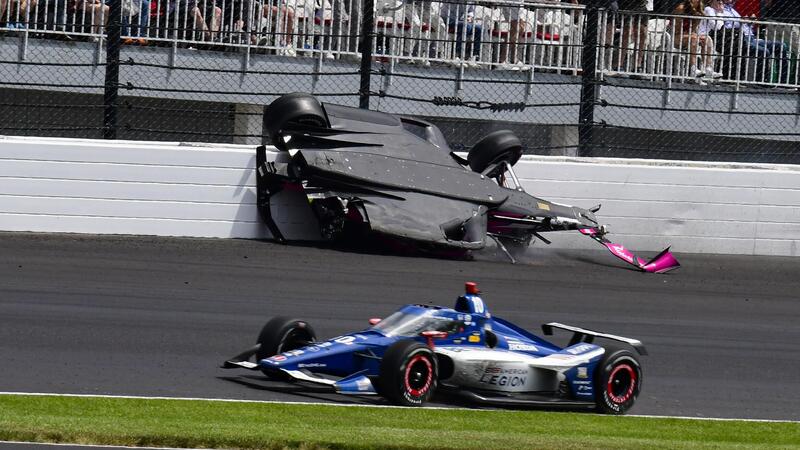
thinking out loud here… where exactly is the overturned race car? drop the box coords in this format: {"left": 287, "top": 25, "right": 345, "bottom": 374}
{"left": 256, "top": 93, "right": 679, "bottom": 273}
{"left": 222, "top": 282, "right": 646, "bottom": 414}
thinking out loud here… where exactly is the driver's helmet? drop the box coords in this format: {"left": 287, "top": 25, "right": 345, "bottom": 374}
{"left": 454, "top": 282, "right": 491, "bottom": 319}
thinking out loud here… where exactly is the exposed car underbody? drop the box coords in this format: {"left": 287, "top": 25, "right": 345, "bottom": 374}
{"left": 256, "top": 94, "right": 680, "bottom": 273}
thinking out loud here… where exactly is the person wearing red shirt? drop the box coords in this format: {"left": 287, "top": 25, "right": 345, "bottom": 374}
{"left": 734, "top": 0, "right": 760, "bottom": 18}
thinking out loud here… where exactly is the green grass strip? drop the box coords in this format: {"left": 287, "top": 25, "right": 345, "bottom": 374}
{"left": 0, "top": 394, "right": 798, "bottom": 449}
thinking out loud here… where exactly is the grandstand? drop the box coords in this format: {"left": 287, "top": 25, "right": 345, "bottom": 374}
{"left": 1, "top": 0, "right": 798, "bottom": 162}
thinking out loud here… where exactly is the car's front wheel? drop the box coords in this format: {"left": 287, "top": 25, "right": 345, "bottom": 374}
{"left": 467, "top": 130, "right": 523, "bottom": 177}
{"left": 379, "top": 340, "right": 437, "bottom": 406}
{"left": 594, "top": 346, "right": 642, "bottom": 414}
{"left": 255, "top": 316, "right": 316, "bottom": 378}
{"left": 263, "top": 93, "right": 328, "bottom": 150}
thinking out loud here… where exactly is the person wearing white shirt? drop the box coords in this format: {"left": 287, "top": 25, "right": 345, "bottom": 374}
{"left": 702, "top": 0, "right": 724, "bottom": 36}
{"left": 441, "top": 2, "right": 483, "bottom": 65}
{"left": 719, "top": 0, "right": 789, "bottom": 79}
{"left": 673, "top": 0, "right": 720, "bottom": 79}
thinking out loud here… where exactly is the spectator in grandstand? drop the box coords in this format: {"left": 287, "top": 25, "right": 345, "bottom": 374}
{"left": 69, "top": 0, "right": 109, "bottom": 37}
{"left": 259, "top": 0, "right": 295, "bottom": 55}
{"left": 441, "top": 2, "right": 482, "bottom": 66}
{"left": 651, "top": 0, "right": 678, "bottom": 13}
{"left": 608, "top": 0, "right": 649, "bottom": 73}
{"left": 409, "top": 1, "right": 445, "bottom": 63}
{"left": 701, "top": 0, "right": 726, "bottom": 69}
{"left": 730, "top": 0, "right": 757, "bottom": 18}
{"left": 0, "top": 0, "right": 38, "bottom": 27}
{"left": 702, "top": 0, "right": 724, "bottom": 34}
{"left": 195, "top": 0, "right": 222, "bottom": 41}
{"left": 120, "top": 0, "right": 151, "bottom": 44}
{"left": 594, "top": 0, "right": 618, "bottom": 72}
{"left": 495, "top": 3, "right": 522, "bottom": 70}
{"left": 159, "top": 0, "right": 220, "bottom": 41}
{"left": 673, "top": 0, "right": 721, "bottom": 79}
{"left": 498, "top": 0, "right": 573, "bottom": 71}
{"left": 763, "top": 0, "right": 799, "bottom": 72}
{"left": 720, "top": 0, "right": 790, "bottom": 80}
{"left": 330, "top": 0, "right": 358, "bottom": 54}
{"left": 219, "top": 0, "right": 255, "bottom": 44}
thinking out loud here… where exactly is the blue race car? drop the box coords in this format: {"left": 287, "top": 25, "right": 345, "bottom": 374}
{"left": 222, "top": 282, "right": 646, "bottom": 414}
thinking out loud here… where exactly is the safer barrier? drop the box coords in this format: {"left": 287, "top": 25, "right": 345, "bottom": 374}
{"left": 1, "top": 135, "right": 799, "bottom": 256}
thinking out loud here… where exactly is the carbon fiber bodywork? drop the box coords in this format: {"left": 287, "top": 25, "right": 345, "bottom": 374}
{"left": 256, "top": 95, "right": 679, "bottom": 273}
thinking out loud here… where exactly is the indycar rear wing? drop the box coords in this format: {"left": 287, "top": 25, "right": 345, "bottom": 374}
{"left": 542, "top": 322, "right": 647, "bottom": 356}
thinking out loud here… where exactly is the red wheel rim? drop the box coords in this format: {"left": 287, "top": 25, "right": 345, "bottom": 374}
{"left": 404, "top": 354, "right": 433, "bottom": 397}
{"left": 607, "top": 363, "right": 637, "bottom": 404}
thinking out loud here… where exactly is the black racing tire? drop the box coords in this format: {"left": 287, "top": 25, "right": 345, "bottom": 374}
{"left": 379, "top": 340, "right": 437, "bottom": 407}
{"left": 594, "top": 345, "right": 642, "bottom": 414}
{"left": 255, "top": 316, "right": 316, "bottom": 378}
{"left": 467, "top": 130, "right": 523, "bottom": 176}
{"left": 263, "top": 93, "right": 328, "bottom": 150}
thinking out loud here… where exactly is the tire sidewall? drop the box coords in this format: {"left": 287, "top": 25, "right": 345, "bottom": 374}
{"left": 264, "top": 93, "right": 328, "bottom": 150}
{"left": 596, "top": 348, "right": 642, "bottom": 415}
{"left": 467, "top": 130, "right": 522, "bottom": 174}
{"left": 255, "top": 317, "right": 316, "bottom": 362}
{"left": 381, "top": 340, "right": 438, "bottom": 407}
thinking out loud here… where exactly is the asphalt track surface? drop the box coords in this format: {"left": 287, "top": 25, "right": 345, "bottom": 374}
{"left": 1, "top": 232, "right": 799, "bottom": 421}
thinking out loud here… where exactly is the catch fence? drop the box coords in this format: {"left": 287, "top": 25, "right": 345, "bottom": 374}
{"left": 0, "top": 0, "right": 798, "bottom": 162}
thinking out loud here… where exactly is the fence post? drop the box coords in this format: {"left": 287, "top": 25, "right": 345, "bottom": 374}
{"left": 103, "top": 0, "right": 122, "bottom": 139}
{"left": 359, "top": 0, "right": 375, "bottom": 109}
{"left": 578, "top": 4, "right": 600, "bottom": 157}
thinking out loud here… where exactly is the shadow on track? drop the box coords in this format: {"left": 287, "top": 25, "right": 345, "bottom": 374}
{"left": 216, "top": 375, "right": 386, "bottom": 406}
{"left": 217, "top": 375, "right": 597, "bottom": 414}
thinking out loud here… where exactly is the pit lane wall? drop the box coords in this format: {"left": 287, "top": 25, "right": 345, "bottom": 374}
{"left": 1, "top": 135, "right": 799, "bottom": 256}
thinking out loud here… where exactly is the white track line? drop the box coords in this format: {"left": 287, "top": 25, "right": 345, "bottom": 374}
{"left": 0, "top": 391, "right": 797, "bottom": 424}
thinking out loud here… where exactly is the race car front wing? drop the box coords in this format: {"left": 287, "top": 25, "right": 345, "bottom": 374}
{"left": 221, "top": 344, "right": 378, "bottom": 395}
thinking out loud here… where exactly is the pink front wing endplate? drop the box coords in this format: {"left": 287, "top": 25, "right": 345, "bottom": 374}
{"left": 579, "top": 228, "right": 680, "bottom": 274}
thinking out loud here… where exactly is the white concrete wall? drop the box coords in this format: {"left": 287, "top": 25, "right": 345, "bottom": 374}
{"left": 0, "top": 136, "right": 265, "bottom": 239}
{"left": 1, "top": 136, "right": 799, "bottom": 256}
{"left": 516, "top": 158, "right": 800, "bottom": 256}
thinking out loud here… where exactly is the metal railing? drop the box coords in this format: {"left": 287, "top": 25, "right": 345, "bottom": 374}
{"left": 599, "top": 10, "right": 800, "bottom": 88}
{"left": 369, "top": 0, "right": 584, "bottom": 73}
{"left": 2, "top": 0, "right": 798, "bottom": 88}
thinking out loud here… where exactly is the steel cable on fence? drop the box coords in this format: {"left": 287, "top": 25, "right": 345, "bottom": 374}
{"left": 600, "top": 102, "right": 800, "bottom": 116}
{"left": 0, "top": 81, "right": 105, "bottom": 89}
{"left": 373, "top": 92, "right": 580, "bottom": 111}
{"left": 0, "top": 126, "right": 105, "bottom": 132}
{"left": 123, "top": 127, "right": 261, "bottom": 138}
{"left": 600, "top": 123, "right": 800, "bottom": 137}
{"left": 590, "top": 142, "right": 799, "bottom": 155}
{"left": 598, "top": 79, "right": 800, "bottom": 95}
{"left": 0, "top": 60, "right": 107, "bottom": 68}
{"left": 122, "top": 103, "right": 258, "bottom": 116}
{"left": 0, "top": 103, "right": 104, "bottom": 110}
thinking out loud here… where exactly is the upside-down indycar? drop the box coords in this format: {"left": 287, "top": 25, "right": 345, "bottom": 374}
{"left": 256, "top": 93, "right": 679, "bottom": 273}
{"left": 223, "top": 282, "right": 646, "bottom": 414}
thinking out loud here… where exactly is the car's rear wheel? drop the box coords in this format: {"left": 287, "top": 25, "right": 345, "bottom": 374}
{"left": 255, "top": 316, "right": 316, "bottom": 378}
{"left": 467, "top": 130, "right": 523, "bottom": 178}
{"left": 594, "top": 346, "right": 642, "bottom": 414}
{"left": 264, "top": 93, "right": 328, "bottom": 150}
{"left": 379, "top": 340, "right": 437, "bottom": 406}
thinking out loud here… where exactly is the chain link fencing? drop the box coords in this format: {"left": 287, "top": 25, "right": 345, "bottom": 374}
{"left": 1, "top": 0, "right": 798, "bottom": 163}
